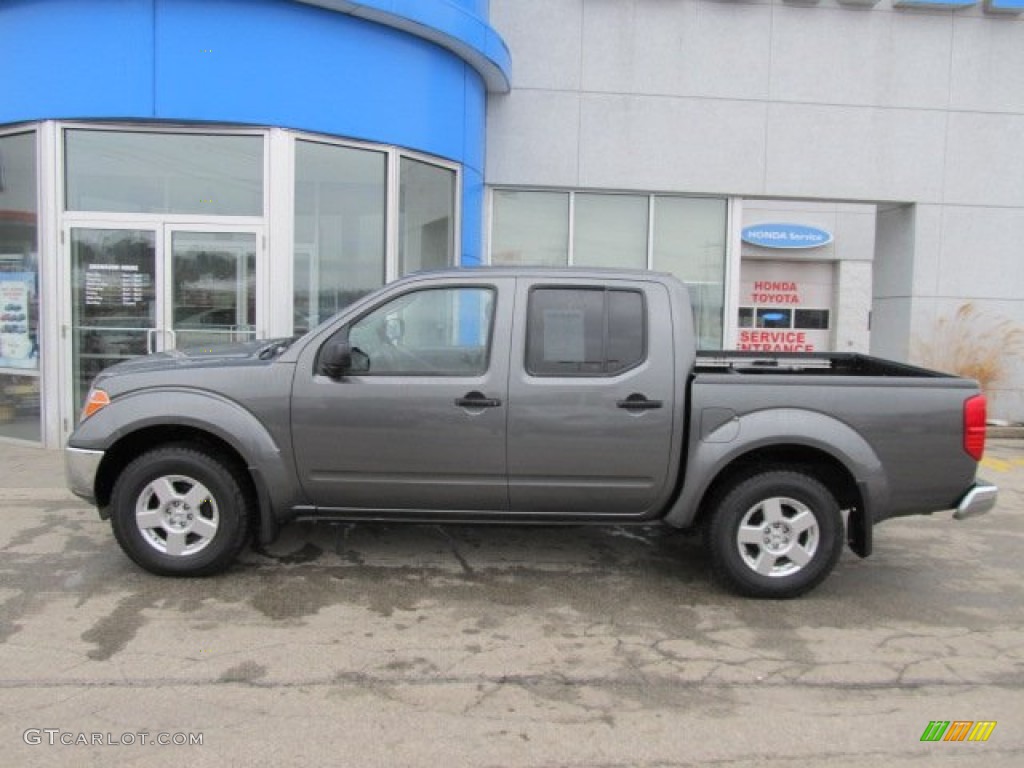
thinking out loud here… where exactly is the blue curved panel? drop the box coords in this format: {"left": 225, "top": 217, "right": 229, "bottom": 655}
{"left": 297, "top": 0, "right": 511, "bottom": 91}
{"left": 0, "top": 0, "right": 500, "bottom": 266}
{"left": 0, "top": 0, "right": 157, "bottom": 122}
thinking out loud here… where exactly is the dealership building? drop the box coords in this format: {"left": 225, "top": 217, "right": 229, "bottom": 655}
{"left": 1, "top": 0, "right": 1023, "bottom": 447}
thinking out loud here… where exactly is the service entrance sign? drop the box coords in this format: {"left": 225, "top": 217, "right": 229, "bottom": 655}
{"left": 737, "top": 261, "right": 834, "bottom": 353}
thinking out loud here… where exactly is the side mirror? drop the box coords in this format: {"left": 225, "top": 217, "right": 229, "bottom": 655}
{"left": 320, "top": 340, "right": 352, "bottom": 379}
{"left": 320, "top": 339, "right": 371, "bottom": 378}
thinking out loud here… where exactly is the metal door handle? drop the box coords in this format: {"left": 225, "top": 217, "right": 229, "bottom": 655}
{"left": 455, "top": 391, "right": 502, "bottom": 408}
{"left": 617, "top": 393, "right": 663, "bottom": 410}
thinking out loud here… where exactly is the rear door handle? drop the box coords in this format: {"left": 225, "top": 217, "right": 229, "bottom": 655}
{"left": 617, "top": 393, "right": 663, "bottom": 411}
{"left": 455, "top": 391, "right": 502, "bottom": 408}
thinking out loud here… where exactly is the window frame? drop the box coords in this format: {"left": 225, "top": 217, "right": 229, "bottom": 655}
{"left": 524, "top": 285, "right": 648, "bottom": 379}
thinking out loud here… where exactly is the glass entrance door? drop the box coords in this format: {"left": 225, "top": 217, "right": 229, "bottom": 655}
{"left": 67, "top": 224, "right": 262, "bottom": 429}
{"left": 168, "top": 230, "right": 257, "bottom": 350}
{"left": 70, "top": 228, "right": 158, "bottom": 420}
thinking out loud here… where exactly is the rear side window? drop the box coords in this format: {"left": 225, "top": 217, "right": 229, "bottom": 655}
{"left": 526, "top": 287, "right": 645, "bottom": 376}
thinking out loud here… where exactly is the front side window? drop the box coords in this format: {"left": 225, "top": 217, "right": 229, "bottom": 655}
{"left": 526, "top": 288, "right": 645, "bottom": 376}
{"left": 346, "top": 287, "right": 494, "bottom": 376}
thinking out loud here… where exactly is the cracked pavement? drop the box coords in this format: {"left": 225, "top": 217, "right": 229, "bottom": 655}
{"left": 1, "top": 441, "right": 1022, "bottom": 766}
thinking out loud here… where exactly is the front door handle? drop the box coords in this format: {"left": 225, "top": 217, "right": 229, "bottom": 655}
{"left": 455, "top": 391, "right": 502, "bottom": 408}
{"left": 617, "top": 393, "right": 663, "bottom": 411}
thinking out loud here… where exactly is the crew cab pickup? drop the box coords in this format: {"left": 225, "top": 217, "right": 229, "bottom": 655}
{"left": 65, "top": 269, "right": 998, "bottom": 598}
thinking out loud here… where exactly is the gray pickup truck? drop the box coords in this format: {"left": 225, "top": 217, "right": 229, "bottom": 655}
{"left": 65, "top": 268, "right": 997, "bottom": 598}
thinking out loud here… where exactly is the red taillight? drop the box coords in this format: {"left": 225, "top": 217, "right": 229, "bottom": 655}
{"left": 964, "top": 394, "right": 987, "bottom": 461}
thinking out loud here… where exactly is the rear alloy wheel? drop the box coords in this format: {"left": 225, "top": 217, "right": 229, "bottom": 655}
{"left": 110, "top": 445, "right": 251, "bottom": 576}
{"left": 706, "top": 470, "right": 843, "bottom": 598}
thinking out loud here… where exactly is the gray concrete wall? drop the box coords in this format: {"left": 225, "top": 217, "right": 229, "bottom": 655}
{"left": 487, "top": 0, "right": 1024, "bottom": 419}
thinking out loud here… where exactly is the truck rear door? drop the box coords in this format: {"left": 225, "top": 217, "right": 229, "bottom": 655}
{"left": 506, "top": 277, "right": 678, "bottom": 516}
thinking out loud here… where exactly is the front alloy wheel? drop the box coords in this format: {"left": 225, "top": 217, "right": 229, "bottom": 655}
{"left": 134, "top": 474, "right": 220, "bottom": 557}
{"left": 110, "top": 444, "right": 251, "bottom": 576}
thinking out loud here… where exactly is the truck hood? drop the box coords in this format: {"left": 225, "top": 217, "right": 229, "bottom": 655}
{"left": 93, "top": 338, "right": 295, "bottom": 382}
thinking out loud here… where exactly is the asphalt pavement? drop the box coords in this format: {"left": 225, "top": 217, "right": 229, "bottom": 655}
{"left": 1, "top": 439, "right": 1023, "bottom": 767}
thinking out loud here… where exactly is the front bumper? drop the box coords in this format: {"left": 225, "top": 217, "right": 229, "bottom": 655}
{"left": 65, "top": 446, "right": 104, "bottom": 504}
{"left": 953, "top": 480, "right": 998, "bottom": 520}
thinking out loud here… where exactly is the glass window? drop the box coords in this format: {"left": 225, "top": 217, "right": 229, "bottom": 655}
{"left": 491, "top": 190, "right": 569, "bottom": 266}
{"left": 652, "top": 196, "right": 727, "bottom": 350}
{"left": 0, "top": 131, "right": 41, "bottom": 442}
{"left": 757, "top": 309, "right": 792, "bottom": 329}
{"left": 70, "top": 229, "right": 156, "bottom": 416}
{"left": 795, "top": 309, "right": 830, "bottom": 330}
{"left": 294, "top": 140, "right": 387, "bottom": 333}
{"left": 606, "top": 290, "right": 646, "bottom": 373}
{"left": 526, "top": 288, "right": 645, "bottom": 376}
{"left": 346, "top": 287, "right": 494, "bottom": 376}
{"left": 574, "top": 194, "right": 648, "bottom": 270}
{"left": 65, "top": 130, "right": 263, "bottom": 216}
{"left": 738, "top": 307, "right": 754, "bottom": 328}
{"left": 399, "top": 158, "right": 455, "bottom": 276}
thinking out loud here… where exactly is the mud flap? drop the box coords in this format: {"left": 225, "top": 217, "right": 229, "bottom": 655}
{"left": 846, "top": 481, "right": 873, "bottom": 558}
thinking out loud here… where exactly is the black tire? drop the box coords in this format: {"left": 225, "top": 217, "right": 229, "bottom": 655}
{"left": 109, "top": 444, "right": 252, "bottom": 576}
{"left": 705, "top": 470, "right": 843, "bottom": 599}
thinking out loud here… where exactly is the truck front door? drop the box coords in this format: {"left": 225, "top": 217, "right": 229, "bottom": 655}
{"left": 291, "top": 280, "right": 512, "bottom": 513}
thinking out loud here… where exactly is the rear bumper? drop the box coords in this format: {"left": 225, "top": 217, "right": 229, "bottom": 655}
{"left": 953, "top": 480, "right": 998, "bottom": 520}
{"left": 65, "top": 446, "right": 104, "bottom": 505}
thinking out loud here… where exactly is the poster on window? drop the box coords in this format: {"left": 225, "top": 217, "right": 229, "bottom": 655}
{"left": 0, "top": 272, "right": 37, "bottom": 369}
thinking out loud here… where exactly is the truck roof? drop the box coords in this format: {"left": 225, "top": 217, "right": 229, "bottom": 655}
{"left": 399, "top": 265, "right": 680, "bottom": 283}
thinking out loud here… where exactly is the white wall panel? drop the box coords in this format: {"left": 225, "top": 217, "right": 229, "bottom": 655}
{"left": 770, "top": 6, "right": 953, "bottom": 109}
{"left": 581, "top": 0, "right": 772, "bottom": 100}
{"left": 944, "top": 113, "right": 1024, "bottom": 207}
{"left": 489, "top": 0, "right": 582, "bottom": 91}
{"left": 578, "top": 95, "right": 767, "bottom": 193}
{"left": 765, "top": 103, "right": 947, "bottom": 202}
{"left": 486, "top": 91, "right": 581, "bottom": 187}
{"left": 951, "top": 18, "right": 1024, "bottom": 114}
{"left": 936, "top": 207, "right": 1024, "bottom": 300}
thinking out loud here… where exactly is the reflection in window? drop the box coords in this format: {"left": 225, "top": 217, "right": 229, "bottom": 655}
{"left": 526, "top": 288, "right": 645, "bottom": 376}
{"left": 574, "top": 194, "right": 648, "bottom": 270}
{"left": 491, "top": 190, "right": 569, "bottom": 266}
{"left": 172, "top": 232, "right": 257, "bottom": 348}
{"left": 757, "top": 309, "right": 792, "bottom": 329}
{"left": 399, "top": 158, "right": 455, "bottom": 276}
{"left": 652, "top": 196, "right": 727, "bottom": 350}
{"left": 65, "top": 130, "right": 263, "bottom": 216}
{"left": 0, "top": 131, "right": 41, "bottom": 442}
{"left": 294, "top": 140, "right": 387, "bottom": 333}
{"left": 347, "top": 287, "right": 494, "bottom": 376}
{"left": 70, "top": 229, "right": 156, "bottom": 418}
{"left": 795, "top": 309, "right": 830, "bottom": 330}
{"left": 491, "top": 190, "right": 727, "bottom": 349}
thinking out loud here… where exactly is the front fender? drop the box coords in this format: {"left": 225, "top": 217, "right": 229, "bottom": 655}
{"left": 69, "top": 387, "right": 301, "bottom": 532}
{"left": 664, "top": 407, "right": 889, "bottom": 529}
